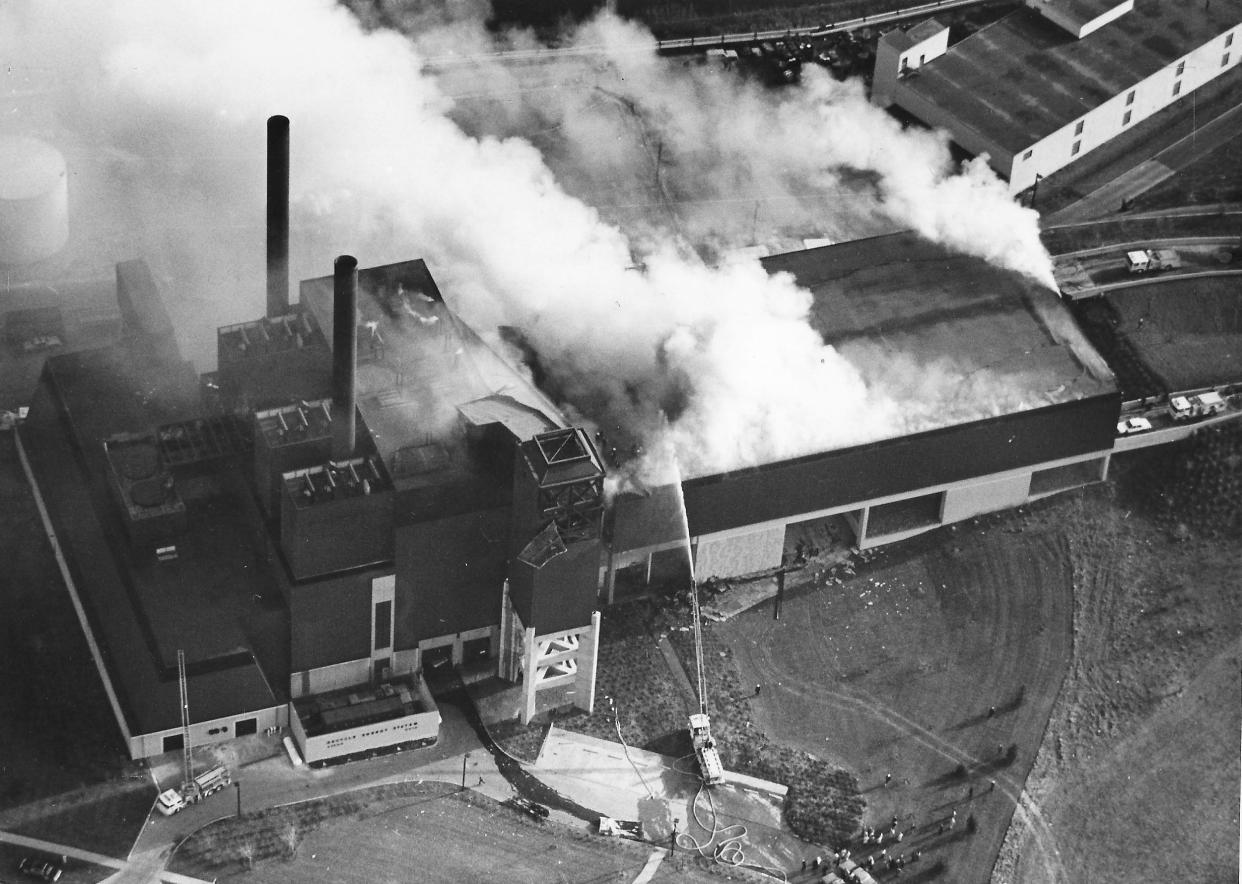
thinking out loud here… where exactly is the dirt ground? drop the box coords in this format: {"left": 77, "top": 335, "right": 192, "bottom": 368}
{"left": 996, "top": 452, "right": 1241, "bottom": 884}
{"left": 722, "top": 509, "right": 1073, "bottom": 884}
{"left": 714, "top": 439, "right": 1240, "bottom": 883}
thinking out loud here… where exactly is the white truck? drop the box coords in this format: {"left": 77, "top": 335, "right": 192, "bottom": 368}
{"left": 1126, "top": 249, "right": 1181, "bottom": 273}
{"left": 155, "top": 765, "right": 232, "bottom": 815}
{"left": 1169, "top": 391, "right": 1226, "bottom": 421}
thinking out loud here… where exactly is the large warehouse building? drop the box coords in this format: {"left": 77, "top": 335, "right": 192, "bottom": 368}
{"left": 872, "top": 0, "right": 1242, "bottom": 193}
{"left": 606, "top": 231, "right": 1119, "bottom": 597}
{"left": 18, "top": 120, "right": 1122, "bottom": 761}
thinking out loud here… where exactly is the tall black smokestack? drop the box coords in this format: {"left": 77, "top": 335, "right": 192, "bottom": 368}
{"left": 331, "top": 255, "right": 358, "bottom": 459}
{"left": 266, "top": 115, "right": 290, "bottom": 318}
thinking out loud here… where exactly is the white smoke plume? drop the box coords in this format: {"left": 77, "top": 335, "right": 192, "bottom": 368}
{"left": 3, "top": 0, "right": 1057, "bottom": 483}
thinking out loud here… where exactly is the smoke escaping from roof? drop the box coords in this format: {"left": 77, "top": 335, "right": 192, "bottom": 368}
{"left": 6, "top": 0, "right": 1056, "bottom": 483}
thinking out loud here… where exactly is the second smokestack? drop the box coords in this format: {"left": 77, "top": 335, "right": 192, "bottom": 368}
{"left": 266, "top": 115, "right": 290, "bottom": 318}
{"left": 331, "top": 255, "right": 358, "bottom": 460}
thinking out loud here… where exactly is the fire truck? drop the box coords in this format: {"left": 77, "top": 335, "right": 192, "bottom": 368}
{"left": 155, "top": 765, "right": 232, "bottom": 815}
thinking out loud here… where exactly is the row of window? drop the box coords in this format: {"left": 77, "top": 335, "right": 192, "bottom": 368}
{"left": 1020, "top": 46, "right": 1236, "bottom": 165}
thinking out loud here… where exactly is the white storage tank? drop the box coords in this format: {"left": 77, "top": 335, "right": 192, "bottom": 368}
{"left": 0, "top": 135, "right": 69, "bottom": 264}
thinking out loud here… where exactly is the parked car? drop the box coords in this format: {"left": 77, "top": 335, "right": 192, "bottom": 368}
{"left": 1116, "top": 416, "right": 1153, "bottom": 435}
{"left": 506, "top": 796, "right": 549, "bottom": 820}
{"left": 17, "top": 857, "right": 64, "bottom": 882}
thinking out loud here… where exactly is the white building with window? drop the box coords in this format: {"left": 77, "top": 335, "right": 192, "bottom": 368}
{"left": 872, "top": 0, "right": 1241, "bottom": 194}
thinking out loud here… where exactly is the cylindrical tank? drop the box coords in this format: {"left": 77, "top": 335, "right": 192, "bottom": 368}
{"left": 0, "top": 136, "right": 69, "bottom": 264}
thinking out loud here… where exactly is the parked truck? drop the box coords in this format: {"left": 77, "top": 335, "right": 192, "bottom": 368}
{"left": 155, "top": 764, "right": 232, "bottom": 815}
{"left": 1169, "top": 391, "right": 1226, "bottom": 421}
{"left": 1126, "top": 249, "right": 1181, "bottom": 273}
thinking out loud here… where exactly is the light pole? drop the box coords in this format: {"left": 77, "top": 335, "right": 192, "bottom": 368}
{"left": 462, "top": 752, "right": 469, "bottom": 790}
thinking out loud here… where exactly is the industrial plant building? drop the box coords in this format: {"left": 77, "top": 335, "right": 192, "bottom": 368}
{"left": 872, "top": 0, "right": 1242, "bottom": 192}
{"left": 14, "top": 118, "right": 1124, "bottom": 763}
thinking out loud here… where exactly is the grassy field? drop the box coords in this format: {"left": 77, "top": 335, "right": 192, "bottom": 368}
{"left": 1132, "top": 135, "right": 1242, "bottom": 211}
{"left": 169, "top": 780, "right": 728, "bottom": 883}
{"left": 1108, "top": 277, "right": 1242, "bottom": 392}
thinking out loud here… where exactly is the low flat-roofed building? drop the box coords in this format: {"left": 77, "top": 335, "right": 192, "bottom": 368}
{"left": 606, "top": 232, "right": 1120, "bottom": 594}
{"left": 288, "top": 674, "right": 439, "bottom": 765}
{"left": 21, "top": 330, "right": 290, "bottom": 759}
{"left": 873, "top": 0, "right": 1242, "bottom": 192}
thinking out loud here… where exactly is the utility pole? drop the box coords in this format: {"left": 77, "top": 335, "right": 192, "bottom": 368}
{"left": 461, "top": 753, "right": 468, "bottom": 790}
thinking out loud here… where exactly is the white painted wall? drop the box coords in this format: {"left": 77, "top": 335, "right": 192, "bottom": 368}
{"left": 694, "top": 523, "right": 785, "bottom": 579}
{"left": 130, "top": 703, "right": 288, "bottom": 760}
{"left": 1009, "top": 23, "right": 1241, "bottom": 192}
{"left": 872, "top": 21, "right": 950, "bottom": 107}
{"left": 1024, "top": 0, "right": 1133, "bottom": 38}
{"left": 941, "top": 472, "right": 1032, "bottom": 523}
{"left": 289, "top": 679, "right": 440, "bottom": 765}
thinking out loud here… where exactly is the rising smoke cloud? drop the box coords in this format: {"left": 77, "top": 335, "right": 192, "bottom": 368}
{"left": 4, "top": 0, "right": 1056, "bottom": 483}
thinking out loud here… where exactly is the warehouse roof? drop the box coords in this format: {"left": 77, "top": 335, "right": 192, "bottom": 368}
{"left": 897, "top": 1, "right": 1241, "bottom": 153}
{"left": 763, "top": 231, "right": 1115, "bottom": 423}
{"left": 881, "top": 17, "right": 946, "bottom": 51}
{"left": 25, "top": 356, "right": 284, "bottom": 734}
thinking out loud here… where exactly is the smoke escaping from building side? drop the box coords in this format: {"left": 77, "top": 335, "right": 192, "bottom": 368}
{"left": 6, "top": 0, "right": 1058, "bottom": 483}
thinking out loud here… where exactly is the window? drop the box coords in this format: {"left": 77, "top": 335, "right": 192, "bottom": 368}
{"left": 919, "top": 54, "right": 925, "bottom": 65}
{"left": 1225, "top": 53, "right": 1232, "bottom": 67}
{"left": 900, "top": 56, "right": 909, "bottom": 71}
{"left": 1022, "top": 149, "right": 1033, "bottom": 161}
{"left": 374, "top": 600, "right": 392, "bottom": 651}
{"left": 1071, "top": 140, "right": 1081, "bottom": 156}
{"left": 1126, "top": 90, "right": 1135, "bottom": 105}
{"left": 1175, "top": 60, "right": 1185, "bottom": 75}
{"left": 1173, "top": 80, "right": 1182, "bottom": 96}
{"left": 235, "top": 718, "right": 258, "bottom": 737}
{"left": 1227, "top": 33, "right": 1234, "bottom": 47}
{"left": 1123, "top": 110, "right": 1132, "bottom": 125}
{"left": 1073, "top": 120, "right": 1084, "bottom": 136}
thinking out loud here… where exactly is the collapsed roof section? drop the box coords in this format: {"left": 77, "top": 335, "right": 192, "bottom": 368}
{"left": 299, "top": 259, "right": 567, "bottom": 498}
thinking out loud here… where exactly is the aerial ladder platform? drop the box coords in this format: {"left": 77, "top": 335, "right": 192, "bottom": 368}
{"left": 687, "top": 580, "right": 725, "bottom": 786}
